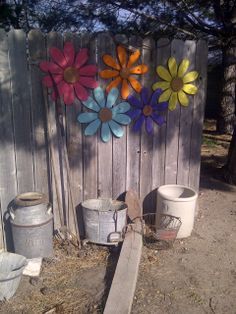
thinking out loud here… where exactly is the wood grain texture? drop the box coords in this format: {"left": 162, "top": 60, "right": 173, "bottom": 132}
{"left": 28, "top": 30, "right": 50, "bottom": 196}
{"left": 97, "top": 33, "right": 113, "bottom": 198}
{"left": 164, "top": 39, "right": 182, "bottom": 184}
{"left": 8, "top": 29, "right": 34, "bottom": 193}
{"left": 177, "top": 40, "right": 197, "bottom": 186}
{"left": 189, "top": 40, "right": 208, "bottom": 191}
{"left": 0, "top": 29, "right": 17, "bottom": 249}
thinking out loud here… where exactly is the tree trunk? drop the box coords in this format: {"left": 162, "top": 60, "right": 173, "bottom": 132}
{"left": 224, "top": 124, "right": 236, "bottom": 185}
{"left": 217, "top": 42, "right": 236, "bottom": 134}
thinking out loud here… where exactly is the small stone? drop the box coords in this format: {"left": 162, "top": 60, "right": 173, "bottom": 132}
{"left": 40, "top": 287, "right": 50, "bottom": 295}
{"left": 29, "top": 277, "right": 40, "bottom": 286}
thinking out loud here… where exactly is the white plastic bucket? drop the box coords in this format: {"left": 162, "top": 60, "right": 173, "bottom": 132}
{"left": 157, "top": 185, "right": 198, "bottom": 238}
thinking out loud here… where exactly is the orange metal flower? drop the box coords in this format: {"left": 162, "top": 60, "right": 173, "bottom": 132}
{"left": 99, "top": 45, "right": 148, "bottom": 99}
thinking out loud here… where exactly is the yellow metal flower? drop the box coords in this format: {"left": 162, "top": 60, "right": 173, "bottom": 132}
{"left": 152, "top": 57, "right": 199, "bottom": 111}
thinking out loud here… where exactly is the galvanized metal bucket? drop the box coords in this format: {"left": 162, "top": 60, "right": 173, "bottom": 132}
{"left": 10, "top": 192, "right": 53, "bottom": 258}
{"left": 0, "top": 252, "right": 27, "bottom": 301}
{"left": 82, "top": 198, "right": 127, "bottom": 245}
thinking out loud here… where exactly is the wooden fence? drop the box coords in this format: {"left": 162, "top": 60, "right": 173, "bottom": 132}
{"left": 0, "top": 29, "right": 208, "bottom": 250}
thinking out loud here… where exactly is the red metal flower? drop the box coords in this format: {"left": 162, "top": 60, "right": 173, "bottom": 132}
{"left": 40, "top": 42, "right": 98, "bottom": 105}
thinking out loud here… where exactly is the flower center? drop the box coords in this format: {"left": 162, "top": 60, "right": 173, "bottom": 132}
{"left": 143, "top": 105, "right": 153, "bottom": 116}
{"left": 170, "top": 77, "right": 183, "bottom": 92}
{"left": 99, "top": 108, "right": 112, "bottom": 122}
{"left": 63, "top": 66, "right": 80, "bottom": 84}
{"left": 120, "top": 68, "right": 130, "bottom": 79}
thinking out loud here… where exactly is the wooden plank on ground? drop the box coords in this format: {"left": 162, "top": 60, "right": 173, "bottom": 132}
{"left": 28, "top": 30, "right": 50, "bottom": 196}
{"left": 8, "top": 29, "right": 34, "bottom": 193}
{"left": 164, "top": 39, "right": 182, "bottom": 184}
{"left": 189, "top": 40, "right": 208, "bottom": 191}
{"left": 0, "top": 29, "right": 17, "bottom": 249}
{"left": 152, "top": 38, "right": 170, "bottom": 193}
{"left": 177, "top": 40, "right": 197, "bottom": 186}
{"left": 104, "top": 222, "right": 142, "bottom": 314}
{"left": 82, "top": 33, "right": 98, "bottom": 200}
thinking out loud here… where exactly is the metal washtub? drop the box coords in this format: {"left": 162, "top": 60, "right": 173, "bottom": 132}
{"left": 10, "top": 192, "right": 53, "bottom": 258}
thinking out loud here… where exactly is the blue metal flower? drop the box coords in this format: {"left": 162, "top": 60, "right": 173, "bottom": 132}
{"left": 127, "top": 87, "right": 168, "bottom": 134}
{"left": 77, "top": 87, "right": 131, "bottom": 142}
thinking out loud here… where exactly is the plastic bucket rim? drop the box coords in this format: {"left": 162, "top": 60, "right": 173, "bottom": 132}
{"left": 157, "top": 184, "right": 198, "bottom": 202}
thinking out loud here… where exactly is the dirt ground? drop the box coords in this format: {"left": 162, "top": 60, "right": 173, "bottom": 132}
{"left": 1, "top": 120, "right": 236, "bottom": 314}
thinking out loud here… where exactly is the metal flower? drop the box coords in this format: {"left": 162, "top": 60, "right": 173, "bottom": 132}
{"left": 128, "top": 87, "right": 168, "bottom": 134}
{"left": 40, "top": 42, "right": 98, "bottom": 105}
{"left": 77, "top": 87, "right": 131, "bottom": 142}
{"left": 152, "top": 57, "right": 199, "bottom": 111}
{"left": 99, "top": 45, "right": 148, "bottom": 99}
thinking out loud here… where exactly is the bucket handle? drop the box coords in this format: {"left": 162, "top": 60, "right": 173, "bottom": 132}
{"left": 46, "top": 204, "right": 52, "bottom": 215}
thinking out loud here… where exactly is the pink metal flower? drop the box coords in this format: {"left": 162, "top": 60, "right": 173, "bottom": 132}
{"left": 40, "top": 42, "right": 98, "bottom": 105}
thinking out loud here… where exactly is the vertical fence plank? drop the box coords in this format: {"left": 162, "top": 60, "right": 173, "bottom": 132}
{"left": 0, "top": 29, "right": 17, "bottom": 249}
{"left": 8, "top": 29, "right": 34, "bottom": 193}
{"left": 97, "top": 33, "right": 113, "bottom": 198}
{"left": 112, "top": 35, "right": 128, "bottom": 200}
{"left": 152, "top": 38, "right": 170, "bottom": 194}
{"left": 28, "top": 30, "right": 50, "bottom": 197}
{"left": 177, "top": 40, "right": 197, "bottom": 186}
{"left": 126, "top": 35, "right": 142, "bottom": 196}
{"left": 140, "top": 37, "right": 156, "bottom": 212}
{"left": 164, "top": 39, "right": 182, "bottom": 184}
{"left": 82, "top": 34, "right": 98, "bottom": 200}
{"left": 189, "top": 40, "right": 208, "bottom": 191}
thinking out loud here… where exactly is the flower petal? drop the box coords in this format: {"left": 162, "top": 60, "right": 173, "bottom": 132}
{"left": 127, "top": 95, "right": 142, "bottom": 108}
{"left": 168, "top": 57, "right": 177, "bottom": 77}
{"left": 82, "top": 97, "right": 100, "bottom": 112}
{"left": 101, "top": 122, "right": 111, "bottom": 142}
{"left": 178, "top": 59, "right": 190, "bottom": 77}
{"left": 159, "top": 89, "right": 172, "bottom": 102}
{"left": 117, "top": 45, "right": 127, "bottom": 67}
{"left": 128, "top": 108, "right": 142, "bottom": 120}
{"left": 112, "top": 113, "right": 131, "bottom": 125}
{"left": 112, "top": 102, "right": 130, "bottom": 114}
{"left": 127, "top": 50, "right": 141, "bottom": 68}
{"left": 155, "top": 101, "right": 168, "bottom": 111}
{"left": 75, "top": 48, "right": 88, "bottom": 69}
{"left": 150, "top": 88, "right": 163, "bottom": 107}
{"left": 79, "top": 65, "right": 97, "bottom": 76}
{"left": 99, "top": 69, "right": 119, "bottom": 79}
{"left": 182, "top": 83, "right": 198, "bottom": 94}
{"left": 103, "top": 54, "right": 120, "bottom": 70}
{"left": 152, "top": 113, "right": 165, "bottom": 126}
{"left": 157, "top": 66, "right": 172, "bottom": 82}
{"left": 63, "top": 42, "right": 75, "bottom": 67}
{"left": 74, "top": 82, "right": 89, "bottom": 101}
{"left": 50, "top": 47, "right": 67, "bottom": 68}
{"left": 152, "top": 81, "right": 170, "bottom": 91}
{"left": 109, "top": 120, "right": 124, "bottom": 138}
{"left": 133, "top": 115, "right": 145, "bottom": 132}
{"left": 128, "top": 76, "right": 142, "bottom": 93}
{"left": 79, "top": 76, "right": 98, "bottom": 89}
{"left": 140, "top": 87, "right": 149, "bottom": 105}
{"left": 145, "top": 116, "right": 153, "bottom": 134}
{"left": 183, "top": 71, "right": 199, "bottom": 84}
{"left": 94, "top": 87, "right": 106, "bottom": 107}
{"left": 178, "top": 90, "right": 189, "bottom": 106}
{"left": 42, "top": 75, "right": 63, "bottom": 87}
{"left": 129, "top": 64, "right": 148, "bottom": 75}
{"left": 63, "top": 84, "right": 75, "bottom": 105}
{"left": 106, "top": 77, "right": 122, "bottom": 93}
{"left": 121, "top": 79, "right": 130, "bottom": 99}
{"left": 77, "top": 112, "right": 98, "bottom": 123}
{"left": 84, "top": 119, "right": 101, "bottom": 136}
{"left": 39, "top": 61, "right": 63, "bottom": 74}
{"left": 169, "top": 92, "right": 178, "bottom": 111}
{"left": 106, "top": 88, "right": 119, "bottom": 108}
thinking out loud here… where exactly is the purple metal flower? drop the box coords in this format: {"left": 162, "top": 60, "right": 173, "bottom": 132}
{"left": 127, "top": 87, "right": 168, "bottom": 134}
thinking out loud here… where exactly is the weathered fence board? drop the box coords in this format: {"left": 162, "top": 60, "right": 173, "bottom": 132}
{"left": 0, "top": 30, "right": 208, "bottom": 248}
